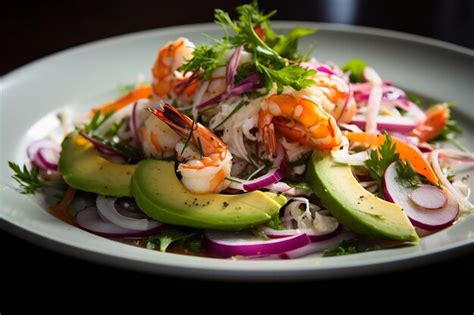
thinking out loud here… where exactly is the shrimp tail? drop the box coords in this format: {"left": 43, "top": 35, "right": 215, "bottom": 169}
{"left": 148, "top": 104, "right": 194, "bottom": 139}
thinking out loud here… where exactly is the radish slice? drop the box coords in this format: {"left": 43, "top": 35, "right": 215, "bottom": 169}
{"left": 96, "top": 195, "right": 161, "bottom": 231}
{"left": 351, "top": 114, "right": 417, "bottom": 133}
{"left": 259, "top": 224, "right": 341, "bottom": 242}
{"left": 204, "top": 231, "right": 310, "bottom": 257}
{"left": 383, "top": 162, "right": 459, "bottom": 230}
{"left": 76, "top": 207, "right": 162, "bottom": 238}
{"left": 409, "top": 185, "right": 447, "bottom": 209}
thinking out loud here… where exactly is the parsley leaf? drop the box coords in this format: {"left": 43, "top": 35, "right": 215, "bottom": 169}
{"left": 9, "top": 162, "right": 49, "bottom": 194}
{"left": 341, "top": 58, "right": 367, "bottom": 83}
{"left": 177, "top": 42, "right": 228, "bottom": 79}
{"left": 259, "top": 64, "right": 316, "bottom": 93}
{"left": 145, "top": 227, "right": 198, "bottom": 252}
{"left": 364, "top": 134, "right": 400, "bottom": 190}
{"left": 323, "top": 239, "right": 359, "bottom": 257}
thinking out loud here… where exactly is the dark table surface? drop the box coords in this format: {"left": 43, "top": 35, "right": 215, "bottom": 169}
{"left": 1, "top": 0, "right": 473, "bottom": 296}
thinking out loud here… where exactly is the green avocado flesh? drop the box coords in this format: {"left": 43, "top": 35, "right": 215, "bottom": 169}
{"left": 307, "top": 151, "right": 418, "bottom": 242}
{"left": 59, "top": 132, "right": 135, "bottom": 197}
{"left": 132, "top": 159, "right": 287, "bottom": 230}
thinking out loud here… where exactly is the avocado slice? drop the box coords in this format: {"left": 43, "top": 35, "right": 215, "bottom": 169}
{"left": 307, "top": 151, "right": 419, "bottom": 242}
{"left": 59, "top": 132, "right": 136, "bottom": 197}
{"left": 131, "top": 159, "right": 286, "bottom": 230}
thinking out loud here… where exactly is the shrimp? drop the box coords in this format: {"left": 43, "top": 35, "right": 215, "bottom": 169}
{"left": 301, "top": 70, "right": 356, "bottom": 123}
{"left": 151, "top": 37, "right": 228, "bottom": 107}
{"left": 151, "top": 37, "right": 196, "bottom": 103}
{"left": 258, "top": 94, "right": 342, "bottom": 156}
{"left": 148, "top": 104, "right": 232, "bottom": 194}
{"left": 140, "top": 114, "right": 181, "bottom": 158}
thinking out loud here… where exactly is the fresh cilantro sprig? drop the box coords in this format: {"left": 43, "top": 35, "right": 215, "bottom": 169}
{"left": 8, "top": 162, "right": 52, "bottom": 194}
{"left": 258, "top": 64, "right": 316, "bottom": 93}
{"left": 364, "top": 134, "right": 399, "bottom": 190}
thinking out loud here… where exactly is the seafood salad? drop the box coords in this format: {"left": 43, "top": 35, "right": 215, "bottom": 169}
{"left": 9, "top": 2, "right": 473, "bottom": 259}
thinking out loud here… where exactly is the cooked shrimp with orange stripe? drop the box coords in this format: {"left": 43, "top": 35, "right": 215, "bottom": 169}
{"left": 9, "top": 2, "right": 473, "bottom": 260}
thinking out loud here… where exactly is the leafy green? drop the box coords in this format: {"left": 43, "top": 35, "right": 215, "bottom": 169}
{"left": 258, "top": 64, "right": 316, "bottom": 93}
{"left": 265, "top": 215, "right": 285, "bottom": 230}
{"left": 341, "top": 58, "right": 367, "bottom": 83}
{"left": 323, "top": 239, "right": 359, "bottom": 257}
{"left": 146, "top": 227, "right": 198, "bottom": 252}
{"left": 8, "top": 162, "right": 50, "bottom": 194}
{"left": 269, "top": 27, "right": 316, "bottom": 60}
{"left": 177, "top": 42, "right": 228, "bottom": 79}
{"left": 285, "top": 180, "right": 312, "bottom": 191}
{"left": 406, "top": 93, "right": 425, "bottom": 106}
{"left": 395, "top": 160, "right": 424, "bottom": 189}
{"left": 83, "top": 110, "right": 114, "bottom": 134}
{"left": 364, "top": 134, "right": 400, "bottom": 190}
{"left": 104, "top": 119, "right": 124, "bottom": 138}
{"left": 213, "top": 2, "right": 316, "bottom": 93}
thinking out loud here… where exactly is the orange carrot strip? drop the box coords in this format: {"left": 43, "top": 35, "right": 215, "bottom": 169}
{"left": 410, "top": 104, "right": 449, "bottom": 142}
{"left": 346, "top": 132, "right": 439, "bottom": 185}
{"left": 93, "top": 85, "right": 152, "bottom": 114}
{"left": 48, "top": 186, "right": 77, "bottom": 225}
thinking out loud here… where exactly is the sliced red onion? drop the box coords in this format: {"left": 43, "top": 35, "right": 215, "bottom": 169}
{"left": 430, "top": 150, "right": 474, "bottom": 211}
{"left": 226, "top": 46, "right": 243, "bottom": 87}
{"left": 316, "top": 66, "right": 335, "bottom": 75}
{"left": 79, "top": 131, "right": 131, "bottom": 159}
{"left": 417, "top": 143, "right": 434, "bottom": 153}
{"left": 350, "top": 81, "right": 393, "bottom": 93}
{"left": 35, "top": 148, "right": 59, "bottom": 171}
{"left": 439, "top": 150, "right": 474, "bottom": 164}
{"left": 409, "top": 185, "right": 447, "bottom": 209}
{"left": 240, "top": 145, "right": 287, "bottom": 192}
{"left": 96, "top": 195, "right": 161, "bottom": 231}
{"left": 259, "top": 224, "right": 341, "bottom": 242}
{"left": 279, "top": 231, "right": 354, "bottom": 259}
{"left": 351, "top": 114, "right": 417, "bottom": 133}
{"left": 195, "top": 74, "right": 261, "bottom": 110}
{"left": 204, "top": 230, "right": 310, "bottom": 257}
{"left": 27, "top": 138, "right": 60, "bottom": 161}
{"left": 383, "top": 162, "right": 459, "bottom": 230}
{"left": 76, "top": 207, "right": 162, "bottom": 238}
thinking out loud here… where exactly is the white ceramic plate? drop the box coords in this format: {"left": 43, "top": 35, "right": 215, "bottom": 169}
{"left": 1, "top": 23, "right": 473, "bottom": 281}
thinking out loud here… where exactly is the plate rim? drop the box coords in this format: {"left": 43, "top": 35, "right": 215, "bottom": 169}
{"left": 1, "top": 22, "right": 473, "bottom": 281}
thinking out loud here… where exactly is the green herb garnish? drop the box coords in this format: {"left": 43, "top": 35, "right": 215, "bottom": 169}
{"left": 341, "top": 58, "right": 367, "bottom": 83}
{"left": 8, "top": 162, "right": 51, "bottom": 194}
{"left": 145, "top": 227, "right": 198, "bottom": 252}
{"left": 323, "top": 239, "right": 359, "bottom": 257}
{"left": 395, "top": 160, "right": 424, "bottom": 189}
{"left": 213, "top": 100, "right": 248, "bottom": 130}
{"left": 83, "top": 110, "right": 114, "bottom": 134}
{"left": 364, "top": 134, "right": 399, "bottom": 191}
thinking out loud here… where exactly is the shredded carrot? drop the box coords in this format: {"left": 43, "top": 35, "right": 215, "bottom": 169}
{"left": 48, "top": 186, "right": 77, "bottom": 225}
{"left": 92, "top": 84, "right": 152, "bottom": 115}
{"left": 410, "top": 104, "right": 449, "bottom": 142}
{"left": 345, "top": 132, "right": 439, "bottom": 185}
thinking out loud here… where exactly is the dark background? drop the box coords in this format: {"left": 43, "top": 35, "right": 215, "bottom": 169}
{"left": 1, "top": 0, "right": 473, "bottom": 301}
